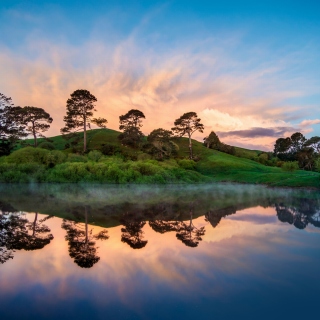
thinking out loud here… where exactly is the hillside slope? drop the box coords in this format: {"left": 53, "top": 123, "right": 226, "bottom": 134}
{"left": 11, "top": 128, "right": 320, "bottom": 188}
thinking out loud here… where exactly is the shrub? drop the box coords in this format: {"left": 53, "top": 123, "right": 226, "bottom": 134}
{"left": 38, "top": 142, "right": 55, "bottom": 150}
{"left": 45, "top": 150, "right": 67, "bottom": 167}
{"left": 6, "top": 147, "right": 49, "bottom": 164}
{"left": 101, "top": 143, "right": 121, "bottom": 156}
{"left": 281, "top": 161, "right": 299, "bottom": 172}
{"left": 67, "top": 154, "right": 87, "bottom": 163}
{"left": 178, "top": 159, "right": 196, "bottom": 170}
{"left": 88, "top": 150, "right": 103, "bottom": 162}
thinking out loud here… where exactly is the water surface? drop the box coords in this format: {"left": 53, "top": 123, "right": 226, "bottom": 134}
{"left": 0, "top": 184, "right": 320, "bottom": 319}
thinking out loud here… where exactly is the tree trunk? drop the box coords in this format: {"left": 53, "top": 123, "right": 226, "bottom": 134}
{"left": 85, "top": 206, "right": 88, "bottom": 244}
{"left": 83, "top": 116, "right": 87, "bottom": 153}
{"left": 188, "top": 134, "right": 193, "bottom": 159}
{"left": 32, "top": 122, "right": 37, "bottom": 147}
{"left": 32, "top": 212, "right": 38, "bottom": 237}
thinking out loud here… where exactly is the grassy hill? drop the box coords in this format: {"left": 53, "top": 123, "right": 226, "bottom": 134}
{"left": 5, "top": 128, "right": 320, "bottom": 188}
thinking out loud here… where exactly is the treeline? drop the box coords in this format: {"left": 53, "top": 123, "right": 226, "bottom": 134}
{"left": 1, "top": 90, "right": 204, "bottom": 160}
{"left": 1, "top": 90, "right": 320, "bottom": 172}
{"left": 274, "top": 132, "right": 320, "bottom": 171}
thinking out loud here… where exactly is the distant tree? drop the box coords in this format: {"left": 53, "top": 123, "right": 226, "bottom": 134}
{"left": 290, "top": 132, "right": 306, "bottom": 154}
{"left": 172, "top": 112, "right": 204, "bottom": 159}
{"left": 62, "top": 206, "right": 109, "bottom": 268}
{"left": 119, "top": 109, "right": 145, "bottom": 130}
{"left": 21, "top": 106, "right": 53, "bottom": 147}
{"left": 274, "top": 137, "right": 295, "bottom": 161}
{"left": 147, "top": 128, "right": 177, "bottom": 160}
{"left": 274, "top": 132, "right": 319, "bottom": 170}
{"left": 296, "top": 147, "right": 315, "bottom": 171}
{"left": 203, "top": 131, "right": 220, "bottom": 148}
{"left": 61, "top": 89, "right": 107, "bottom": 152}
{"left": 118, "top": 126, "right": 144, "bottom": 148}
{"left": 118, "top": 109, "right": 145, "bottom": 148}
{"left": 305, "top": 136, "right": 320, "bottom": 154}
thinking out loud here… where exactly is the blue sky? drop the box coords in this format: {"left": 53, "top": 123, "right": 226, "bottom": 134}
{"left": 1, "top": 0, "right": 319, "bottom": 149}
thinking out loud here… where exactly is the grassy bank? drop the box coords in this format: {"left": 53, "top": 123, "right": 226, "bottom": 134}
{"left": 1, "top": 128, "right": 319, "bottom": 188}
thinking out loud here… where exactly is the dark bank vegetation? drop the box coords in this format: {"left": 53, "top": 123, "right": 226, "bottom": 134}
{"left": 1, "top": 90, "right": 320, "bottom": 188}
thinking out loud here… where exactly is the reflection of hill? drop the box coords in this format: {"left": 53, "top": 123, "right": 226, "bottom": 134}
{"left": 0, "top": 184, "right": 319, "bottom": 231}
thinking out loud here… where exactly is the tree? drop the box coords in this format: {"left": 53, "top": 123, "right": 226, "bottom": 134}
{"left": 118, "top": 109, "right": 145, "bottom": 148}
{"left": 290, "top": 132, "right": 306, "bottom": 154}
{"left": 0, "top": 93, "right": 27, "bottom": 155}
{"left": 119, "top": 109, "right": 145, "bottom": 130}
{"left": 118, "top": 126, "right": 144, "bottom": 148}
{"left": 147, "top": 128, "right": 178, "bottom": 160}
{"left": 21, "top": 106, "right": 53, "bottom": 147}
{"left": 61, "top": 89, "right": 107, "bottom": 152}
{"left": 305, "top": 136, "right": 320, "bottom": 154}
{"left": 203, "top": 131, "right": 220, "bottom": 148}
{"left": 172, "top": 112, "right": 204, "bottom": 159}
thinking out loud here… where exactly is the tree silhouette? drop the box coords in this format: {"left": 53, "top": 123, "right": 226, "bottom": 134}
{"left": 120, "top": 213, "right": 148, "bottom": 249}
{"left": 0, "top": 93, "right": 27, "bottom": 155}
{"left": 62, "top": 206, "right": 109, "bottom": 268}
{"left": 118, "top": 109, "right": 145, "bottom": 147}
{"left": 172, "top": 112, "right": 204, "bottom": 159}
{"left": 21, "top": 106, "right": 53, "bottom": 147}
{"left": 61, "top": 89, "right": 107, "bottom": 152}
{"left": 119, "top": 109, "right": 145, "bottom": 130}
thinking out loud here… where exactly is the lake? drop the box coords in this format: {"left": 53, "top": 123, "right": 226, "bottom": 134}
{"left": 0, "top": 183, "right": 320, "bottom": 320}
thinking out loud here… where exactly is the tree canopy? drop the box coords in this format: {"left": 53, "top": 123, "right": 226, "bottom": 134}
{"left": 118, "top": 109, "right": 145, "bottom": 147}
{"left": 22, "top": 106, "right": 53, "bottom": 147}
{"left": 172, "top": 112, "right": 204, "bottom": 159}
{"left": 146, "top": 128, "right": 178, "bottom": 160}
{"left": 61, "top": 89, "right": 107, "bottom": 152}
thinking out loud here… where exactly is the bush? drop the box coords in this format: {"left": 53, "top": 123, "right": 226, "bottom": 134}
{"left": 281, "top": 161, "right": 299, "bottom": 172}
{"left": 38, "top": 142, "right": 55, "bottom": 150}
{"left": 67, "top": 154, "right": 87, "bottom": 163}
{"left": 178, "top": 159, "right": 196, "bottom": 170}
{"left": 88, "top": 150, "right": 102, "bottom": 162}
{"left": 101, "top": 143, "right": 121, "bottom": 156}
{"left": 45, "top": 151, "right": 67, "bottom": 168}
{"left": 6, "top": 147, "right": 49, "bottom": 164}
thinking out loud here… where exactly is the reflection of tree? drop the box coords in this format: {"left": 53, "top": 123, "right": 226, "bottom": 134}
{"left": 176, "top": 211, "right": 205, "bottom": 248}
{"left": 0, "top": 210, "right": 53, "bottom": 265}
{"left": 149, "top": 206, "right": 205, "bottom": 248}
{"left": 62, "top": 206, "right": 109, "bottom": 268}
{"left": 120, "top": 213, "right": 147, "bottom": 249}
{"left": 275, "top": 198, "right": 320, "bottom": 230}
{"left": 149, "top": 220, "right": 182, "bottom": 234}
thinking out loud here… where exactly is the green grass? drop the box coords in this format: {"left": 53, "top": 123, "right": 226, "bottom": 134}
{"left": 4, "top": 128, "right": 320, "bottom": 188}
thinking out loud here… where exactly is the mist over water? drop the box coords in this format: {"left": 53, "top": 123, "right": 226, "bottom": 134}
{"left": 1, "top": 183, "right": 320, "bottom": 319}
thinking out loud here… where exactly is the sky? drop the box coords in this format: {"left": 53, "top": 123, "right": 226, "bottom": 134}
{"left": 1, "top": 0, "right": 320, "bottom": 150}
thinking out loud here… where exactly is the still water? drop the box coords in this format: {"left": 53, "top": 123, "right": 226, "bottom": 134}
{"left": 0, "top": 183, "right": 320, "bottom": 320}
